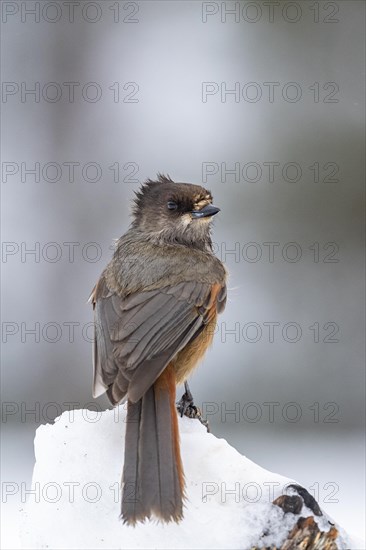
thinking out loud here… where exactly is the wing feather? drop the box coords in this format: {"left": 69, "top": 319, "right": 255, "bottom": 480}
{"left": 92, "top": 276, "right": 226, "bottom": 404}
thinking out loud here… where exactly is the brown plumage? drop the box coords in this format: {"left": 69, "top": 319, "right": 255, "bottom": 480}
{"left": 90, "top": 174, "right": 227, "bottom": 524}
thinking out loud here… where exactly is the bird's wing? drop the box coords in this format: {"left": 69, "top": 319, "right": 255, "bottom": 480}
{"left": 91, "top": 277, "right": 227, "bottom": 404}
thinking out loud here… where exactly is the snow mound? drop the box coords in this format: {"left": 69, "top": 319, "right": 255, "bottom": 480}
{"left": 20, "top": 406, "right": 352, "bottom": 549}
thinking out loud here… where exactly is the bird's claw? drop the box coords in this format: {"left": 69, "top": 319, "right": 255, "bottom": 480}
{"left": 176, "top": 390, "right": 194, "bottom": 417}
{"left": 176, "top": 392, "right": 210, "bottom": 432}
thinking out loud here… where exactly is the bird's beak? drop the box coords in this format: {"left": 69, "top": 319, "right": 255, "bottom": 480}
{"left": 191, "top": 204, "right": 220, "bottom": 218}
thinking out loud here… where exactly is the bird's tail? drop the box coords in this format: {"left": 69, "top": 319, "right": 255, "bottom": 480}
{"left": 121, "top": 363, "right": 185, "bottom": 524}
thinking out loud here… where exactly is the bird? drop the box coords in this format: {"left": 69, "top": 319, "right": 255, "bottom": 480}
{"left": 90, "top": 174, "right": 227, "bottom": 525}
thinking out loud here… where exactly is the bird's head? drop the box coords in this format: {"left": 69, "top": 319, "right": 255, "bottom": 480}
{"left": 131, "top": 174, "right": 220, "bottom": 249}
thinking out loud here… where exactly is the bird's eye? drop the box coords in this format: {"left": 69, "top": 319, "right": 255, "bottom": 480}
{"left": 167, "top": 200, "right": 178, "bottom": 211}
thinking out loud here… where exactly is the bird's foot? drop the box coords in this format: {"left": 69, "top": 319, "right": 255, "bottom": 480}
{"left": 176, "top": 391, "right": 210, "bottom": 432}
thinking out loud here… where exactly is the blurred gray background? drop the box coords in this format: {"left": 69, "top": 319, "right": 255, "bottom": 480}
{"left": 1, "top": 0, "right": 365, "bottom": 546}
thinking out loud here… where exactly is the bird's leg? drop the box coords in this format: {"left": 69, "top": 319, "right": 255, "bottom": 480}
{"left": 177, "top": 381, "right": 194, "bottom": 416}
{"left": 176, "top": 381, "right": 209, "bottom": 432}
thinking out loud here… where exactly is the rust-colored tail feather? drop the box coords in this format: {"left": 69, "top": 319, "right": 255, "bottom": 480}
{"left": 121, "top": 364, "right": 185, "bottom": 524}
